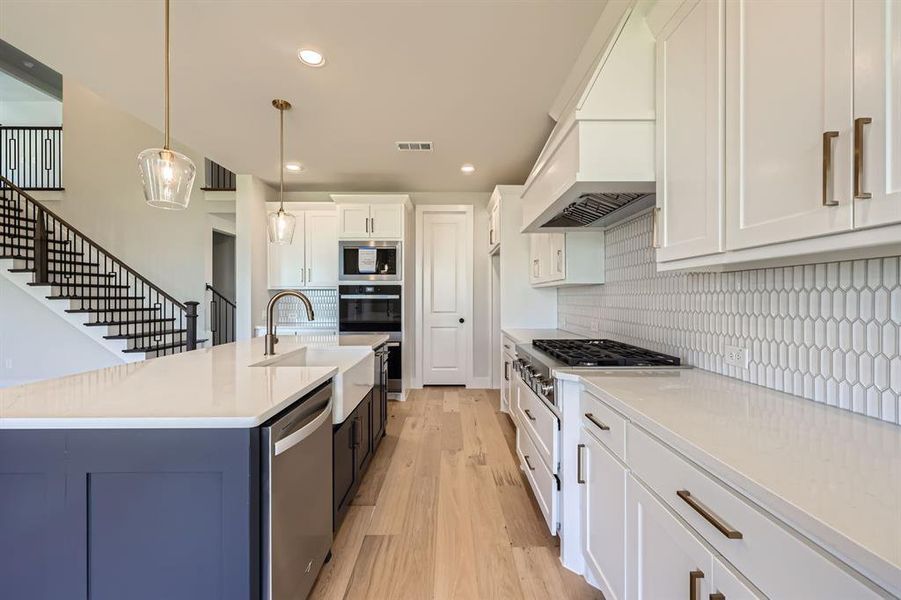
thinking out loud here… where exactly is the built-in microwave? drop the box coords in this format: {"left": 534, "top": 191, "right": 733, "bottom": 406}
{"left": 339, "top": 241, "right": 402, "bottom": 282}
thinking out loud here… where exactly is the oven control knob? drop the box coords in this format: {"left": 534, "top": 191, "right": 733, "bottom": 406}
{"left": 540, "top": 381, "right": 555, "bottom": 396}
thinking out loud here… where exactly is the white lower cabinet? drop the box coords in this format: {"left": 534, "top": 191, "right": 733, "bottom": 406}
{"left": 626, "top": 474, "right": 760, "bottom": 600}
{"left": 580, "top": 428, "right": 627, "bottom": 600}
{"left": 568, "top": 387, "right": 886, "bottom": 599}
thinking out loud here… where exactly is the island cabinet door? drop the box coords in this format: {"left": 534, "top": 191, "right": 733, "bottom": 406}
{"left": 355, "top": 390, "right": 373, "bottom": 474}
{"left": 1, "top": 428, "right": 259, "bottom": 600}
{"left": 333, "top": 415, "right": 358, "bottom": 530}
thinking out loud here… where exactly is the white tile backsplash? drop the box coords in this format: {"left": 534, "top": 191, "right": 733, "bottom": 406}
{"left": 557, "top": 211, "right": 901, "bottom": 425}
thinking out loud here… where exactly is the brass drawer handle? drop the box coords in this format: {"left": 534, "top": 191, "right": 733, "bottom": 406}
{"left": 677, "top": 490, "right": 743, "bottom": 539}
{"left": 854, "top": 117, "right": 872, "bottom": 199}
{"left": 523, "top": 408, "right": 536, "bottom": 421}
{"left": 524, "top": 454, "right": 536, "bottom": 471}
{"left": 822, "top": 131, "right": 840, "bottom": 206}
{"left": 577, "top": 444, "right": 586, "bottom": 484}
{"left": 690, "top": 570, "right": 705, "bottom": 600}
{"left": 584, "top": 412, "right": 610, "bottom": 431}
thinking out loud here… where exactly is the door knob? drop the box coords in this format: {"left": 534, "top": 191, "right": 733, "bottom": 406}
{"left": 459, "top": 318, "right": 465, "bottom": 323}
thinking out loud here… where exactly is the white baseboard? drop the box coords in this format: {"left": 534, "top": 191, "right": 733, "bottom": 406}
{"left": 467, "top": 376, "right": 493, "bottom": 389}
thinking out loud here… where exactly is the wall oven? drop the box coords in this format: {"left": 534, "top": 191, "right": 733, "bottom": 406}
{"left": 339, "top": 285, "right": 402, "bottom": 392}
{"left": 339, "top": 241, "right": 402, "bottom": 282}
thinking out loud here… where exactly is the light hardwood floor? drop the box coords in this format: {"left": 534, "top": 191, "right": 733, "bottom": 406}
{"left": 310, "top": 387, "right": 601, "bottom": 600}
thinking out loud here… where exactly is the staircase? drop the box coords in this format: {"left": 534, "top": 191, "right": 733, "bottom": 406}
{"left": 0, "top": 175, "right": 200, "bottom": 361}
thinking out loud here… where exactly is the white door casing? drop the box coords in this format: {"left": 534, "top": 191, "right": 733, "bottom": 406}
{"left": 415, "top": 205, "right": 473, "bottom": 387}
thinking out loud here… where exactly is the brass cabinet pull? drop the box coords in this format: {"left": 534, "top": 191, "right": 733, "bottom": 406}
{"left": 524, "top": 408, "right": 536, "bottom": 421}
{"left": 584, "top": 412, "right": 610, "bottom": 431}
{"left": 577, "top": 444, "right": 586, "bottom": 484}
{"left": 822, "top": 131, "right": 840, "bottom": 206}
{"left": 652, "top": 206, "right": 661, "bottom": 248}
{"left": 524, "top": 454, "right": 535, "bottom": 471}
{"left": 677, "top": 490, "right": 743, "bottom": 539}
{"left": 710, "top": 593, "right": 725, "bottom": 600}
{"left": 854, "top": 117, "right": 872, "bottom": 199}
{"left": 689, "top": 570, "right": 705, "bottom": 600}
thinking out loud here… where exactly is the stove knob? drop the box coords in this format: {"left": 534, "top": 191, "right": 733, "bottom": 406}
{"left": 540, "top": 381, "right": 555, "bottom": 396}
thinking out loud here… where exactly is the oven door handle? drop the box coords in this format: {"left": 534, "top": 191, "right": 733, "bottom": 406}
{"left": 274, "top": 399, "right": 333, "bottom": 456}
{"left": 339, "top": 294, "right": 401, "bottom": 300}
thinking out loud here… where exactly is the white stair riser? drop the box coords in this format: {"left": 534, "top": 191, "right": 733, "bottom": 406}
{"left": 61, "top": 298, "right": 147, "bottom": 310}
{"left": 143, "top": 346, "right": 186, "bottom": 359}
{"left": 99, "top": 322, "right": 178, "bottom": 336}
{"left": 121, "top": 332, "right": 186, "bottom": 350}
{"left": 80, "top": 310, "right": 168, "bottom": 323}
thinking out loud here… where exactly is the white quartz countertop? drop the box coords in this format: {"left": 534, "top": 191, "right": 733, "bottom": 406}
{"left": 557, "top": 368, "right": 901, "bottom": 592}
{"left": 0, "top": 336, "right": 390, "bottom": 429}
{"left": 502, "top": 328, "right": 583, "bottom": 345}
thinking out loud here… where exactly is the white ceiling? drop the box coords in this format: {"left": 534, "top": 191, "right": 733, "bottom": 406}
{"left": 0, "top": 0, "right": 606, "bottom": 192}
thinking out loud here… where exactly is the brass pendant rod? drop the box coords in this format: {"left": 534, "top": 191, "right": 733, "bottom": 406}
{"left": 279, "top": 105, "right": 284, "bottom": 210}
{"left": 164, "top": 0, "right": 170, "bottom": 150}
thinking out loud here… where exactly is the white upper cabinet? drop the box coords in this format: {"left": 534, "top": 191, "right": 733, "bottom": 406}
{"left": 336, "top": 204, "right": 371, "bottom": 239}
{"left": 268, "top": 207, "right": 338, "bottom": 289}
{"left": 655, "top": 0, "right": 724, "bottom": 261}
{"left": 853, "top": 0, "right": 901, "bottom": 229}
{"left": 530, "top": 232, "right": 604, "bottom": 287}
{"left": 268, "top": 231, "right": 305, "bottom": 289}
{"left": 724, "top": 0, "right": 854, "bottom": 250}
{"left": 332, "top": 195, "right": 408, "bottom": 240}
{"left": 304, "top": 210, "right": 339, "bottom": 287}
{"left": 369, "top": 203, "right": 404, "bottom": 239}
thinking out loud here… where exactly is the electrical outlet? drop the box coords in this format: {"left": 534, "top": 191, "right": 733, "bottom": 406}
{"left": 725, "top": 344, "right": 749, "bottom": 369}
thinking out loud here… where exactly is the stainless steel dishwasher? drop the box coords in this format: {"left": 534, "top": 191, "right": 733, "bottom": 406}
{"left": 262, "top": 381, "right": 333, "bottom": 600}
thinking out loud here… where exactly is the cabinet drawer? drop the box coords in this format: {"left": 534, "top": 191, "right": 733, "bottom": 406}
{"left": 628, "top": 426, "right": 882, "bottom": 599}
{"left": 517, "top": 424, "right": 558, "bottom": 535}
{"left": 502, "top": 335, "right": 517, "bottom": 355}
{"left": 514, "top": 375, "right": 558, "bottom": 472}
{"left": 580, "top": 389, "right": 627, "bottom": 462}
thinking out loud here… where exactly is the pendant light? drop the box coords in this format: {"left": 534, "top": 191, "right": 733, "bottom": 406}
{"left": 267, "top": 99, "right": 296, "bottom": 244}
{"left": 137, "top": 0, "right": 196, "bottom": 210}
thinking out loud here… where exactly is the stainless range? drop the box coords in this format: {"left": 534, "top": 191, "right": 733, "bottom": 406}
{"left": 514, "top": 338, "right": 682, "bottom": 408}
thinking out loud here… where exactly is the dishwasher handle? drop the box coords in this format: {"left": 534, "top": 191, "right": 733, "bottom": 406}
{"left": 274, "top": 399, "right": 333, "bottom": 456}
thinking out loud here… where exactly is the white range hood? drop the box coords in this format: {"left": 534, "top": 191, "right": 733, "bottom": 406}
{"left": 521, "top": 2, "right": 656, "bottom": 232}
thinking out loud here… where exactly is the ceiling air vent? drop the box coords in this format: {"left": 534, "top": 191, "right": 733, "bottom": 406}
{"left": 396, "top": 141, "right": 433, "bottom": 152}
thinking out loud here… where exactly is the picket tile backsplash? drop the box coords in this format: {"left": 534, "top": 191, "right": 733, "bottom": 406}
{"left": 557, "top": 211, "right": 901, "bottom": 425}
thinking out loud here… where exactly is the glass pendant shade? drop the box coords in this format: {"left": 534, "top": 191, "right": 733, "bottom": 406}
{"left": 138, "top": 148, "right": 196, "bottom": 210}
{"left": 268, "top": 207, "right": 296, "bottom": 244}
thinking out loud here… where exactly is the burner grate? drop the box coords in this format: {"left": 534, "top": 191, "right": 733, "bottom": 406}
{"left": 532, "top": 339, "right": 681, "bottom": 368}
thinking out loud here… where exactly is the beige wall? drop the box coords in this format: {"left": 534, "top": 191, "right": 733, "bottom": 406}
{"left": 54, "top": 80, "right": 219, "bottom": 313}
{"left": 235, "top": 175, "right": 274, "bottom": 339}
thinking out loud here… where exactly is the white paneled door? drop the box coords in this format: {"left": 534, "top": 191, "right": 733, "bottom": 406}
{"left": 724, "top": 0, "right": 854, "bottom": 250}
{"left": 418, "top": 207, "right": 472, "bottom": 385}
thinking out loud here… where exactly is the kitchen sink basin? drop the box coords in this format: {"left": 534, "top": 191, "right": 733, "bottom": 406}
{"left": 253, "top": 346, "right": 374, "bottom": 423}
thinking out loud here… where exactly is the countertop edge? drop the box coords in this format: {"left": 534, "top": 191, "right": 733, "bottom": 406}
{"left": 0, "top": 367, "right": 339, "bottom": 430}
{"left": 572, "top": 372, "right": 900, "bottom": 595}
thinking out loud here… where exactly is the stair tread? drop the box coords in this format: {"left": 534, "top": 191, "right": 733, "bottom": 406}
{"left": 28, "top": 282, "right": 129, "bottom": 289}
{"left": 122, "top": 341, "right": 188, "bottom": 354}
{"left": 47, "top": 294, "right": 144, "bottom": 300}
{"left": 66, "top": 307, "right": 161, "bottom": 314}
{"left": 105, "top": 329, "right": 187, "bottom": 340}
{"left": 84, "top": 317, "right": 176, "bottom": 326}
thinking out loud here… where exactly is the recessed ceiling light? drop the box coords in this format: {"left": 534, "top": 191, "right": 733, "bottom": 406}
{"left": 285, "top": 162, "right": 304, "bottom": 172}
{"left": 460, "top": 163, "right": 476, "bottom": 174}
{"left": 297, "top": 48, "right": 326, "bottom": 68}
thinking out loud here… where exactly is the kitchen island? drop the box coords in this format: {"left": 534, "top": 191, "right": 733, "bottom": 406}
{"left": 0, "top": 335, "right": 385, "bottom": 600}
